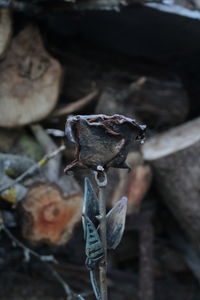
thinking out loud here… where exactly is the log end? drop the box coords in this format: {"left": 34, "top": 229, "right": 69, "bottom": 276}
{"left": 0, "top": 25, "right": 62, "bottom": 128}
{"left": 142, "top": 117, "right": 200, "bottom": 161}
{"left": 21, "top": 183, "right": 82, "bottom": 245}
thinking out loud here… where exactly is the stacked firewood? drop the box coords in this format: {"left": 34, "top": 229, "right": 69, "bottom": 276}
{"left": 0, "top": 1, "right": 200, "bottom": 300}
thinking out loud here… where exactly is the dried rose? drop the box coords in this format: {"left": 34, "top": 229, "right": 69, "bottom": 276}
{"left": 64, "top": 114, "right": 146, "bottom": 173}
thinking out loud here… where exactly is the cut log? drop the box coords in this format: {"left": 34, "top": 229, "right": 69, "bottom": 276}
{"left": 194, "top": 0, "right": 200, "bottom": 10}
{"left": 0, "top": 25, "right": 62, "bottom": 128}
{"left": 96, "top": 77, "right": 189, "bottom": 129}
{"left": 107, "top": 152, "right": 152, "bottom": 214}
{"left": 21, "top": 183, "right": 82, "bottom": 245}
{"left": 145, "top": 0, "right": 200, "bottom": 19}
{"left": 73, "top": 0, "right": 121, "bottom": 11}
{"left": 142, "top": 117, "right": 200, "bottom": 254}
{"left": 0, "top": 8, "right": 12, "bottom": 57}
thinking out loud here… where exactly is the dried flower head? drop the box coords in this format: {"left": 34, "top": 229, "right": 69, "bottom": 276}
{"left": 64, "top": 114, "right": 146, "bottom": 173}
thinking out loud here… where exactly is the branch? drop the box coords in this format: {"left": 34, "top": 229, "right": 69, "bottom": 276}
{"left": 51, "top": 89, "right": 98, "bottom": 118}
{"left": 0, "top": 145, "right": 66, "bottom": 194}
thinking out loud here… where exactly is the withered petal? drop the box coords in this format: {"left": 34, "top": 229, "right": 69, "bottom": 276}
{"left": 64, "top": 114, "right": 146, "bottom": 172}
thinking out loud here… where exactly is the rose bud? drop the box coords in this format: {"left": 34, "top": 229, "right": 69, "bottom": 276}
{"left": 64, "top": 114, "right": 146, "bottom": 173}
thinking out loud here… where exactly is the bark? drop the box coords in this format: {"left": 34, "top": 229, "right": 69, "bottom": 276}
{"left": 142, "top": 117, "right": 200, "bottom": 254}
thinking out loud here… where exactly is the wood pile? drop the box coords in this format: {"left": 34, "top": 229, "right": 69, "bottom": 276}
{"left": 0, "top": 1, "right": 200, "bottom": 299}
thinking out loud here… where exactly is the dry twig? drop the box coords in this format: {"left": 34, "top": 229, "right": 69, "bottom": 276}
{"left": 0, "top": 223, "right": 74, "bottom": 300}
{"left": 31, "top": 124, "right": 63, "bottom": 182}
{"left": 0, "top": 145, "right": 66, "bottom": 194}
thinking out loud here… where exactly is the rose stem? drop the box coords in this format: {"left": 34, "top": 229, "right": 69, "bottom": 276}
{"left": 94, "top": 169, "right": 108, "bottom": 300}
{"left": 99, "top": 186, "right": 108, "bottom": 300}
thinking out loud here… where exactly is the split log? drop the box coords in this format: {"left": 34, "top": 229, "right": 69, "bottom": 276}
{"left": 31, "top": 124, "right": 61, "bottom": 183}
{"left": 0, "top": 25, "right": 62, "bottom": 128}
{"left": 194, "top": 0, "right": 200, "bottom": 10}
{"left": 142, "top": 117, "right": 200, "bottom": 254}
{"left": 127, "top": 77, "right": 189, "bottom": 129}
{"left": 145, "top": 0, "right": 200, "bottom": 18}
{"left": 21, "top": 183, "right": 82, "bottom": 245}
{"left": 165, "top": 217, "right": 200, "bottom": 283}
{"left": 125, "top": 164, "right": 152, "bottom": 213}
{"left": 0, "top": 8, "right": 11, "bottom": 57}
{"left": 96, "top": 77, "right": 189, "bottom": 129}
{"left": 107, "top": 152, "right": 152, "bottom": 214}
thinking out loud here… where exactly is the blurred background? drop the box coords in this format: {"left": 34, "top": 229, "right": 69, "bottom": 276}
{"left": 0, "top": 1, "right": 200, "bottom": 299}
